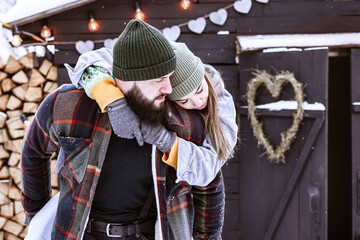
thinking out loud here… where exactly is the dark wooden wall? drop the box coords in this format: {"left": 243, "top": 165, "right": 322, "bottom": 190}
{"left": 19, "top": 0, "right": 360, "bottom": 239}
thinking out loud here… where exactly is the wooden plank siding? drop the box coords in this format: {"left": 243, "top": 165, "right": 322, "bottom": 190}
{"left": 18, "top": 0, "right": 360, "bottom": 239}
{"left": 237, "top": 49, "right": 329, "bottom": 239}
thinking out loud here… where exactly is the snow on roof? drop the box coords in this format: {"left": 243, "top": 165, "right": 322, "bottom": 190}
{"left": 236, "top": 33, "right": 360, "bottom": 53}
{"left": 0, "top": 0, "right": 95, "bottom": 64}
{"left": 0, "top": 0, "right": 95, "bottom": 26}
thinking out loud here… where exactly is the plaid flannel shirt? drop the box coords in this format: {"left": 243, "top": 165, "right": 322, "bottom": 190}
{"left": 21, "top": 85, "right": 167, "bottom": 239}
{"left": 165, "top": 101, "right": 225, "bottom": 240}
{"left": 21, "top": 84, "right": 223, "bottom": 240}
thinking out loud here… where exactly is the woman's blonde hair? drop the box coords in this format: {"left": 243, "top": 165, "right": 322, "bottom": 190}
{"left": 200, "top": 73, "right": 234, "bottom": 161}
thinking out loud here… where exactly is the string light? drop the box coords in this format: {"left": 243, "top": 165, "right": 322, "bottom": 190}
{"left": 1, "top": 1, "right": 243, "bottom": 48}
{"left": 1, "top": 21, "right": 47, "bottom": 47}
{"left": 0, "top": 20, "right": 11, "bottom": 28}
{"left": 12, "top": 25, "right": 22, "bottom": 47}
{"left": 134, "top": 2, "right": 145, "bottom": 21}
{"left": 180, "top": 0, "right": 191, "bottom": 10}
{"left": 88, "top": 12, "right": 99, "bottom": 32}
{"left": 40, "top": 25, "right": 52, "bottom": 39}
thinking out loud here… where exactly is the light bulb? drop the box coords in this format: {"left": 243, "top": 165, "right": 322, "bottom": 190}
{"left": 12, "top": 34, "right": 22, "bottom": 47}
{"left": 88, "top": 17, "right": 99, "bottom": 32}
{"left": 40, "top": 25, "right": 52, "bottom": 39}
{"left": 181, "top": 0, "right": 191, "bottom": 10}
{"left": 135, "top": 8, "right": 145, "bottom": 21}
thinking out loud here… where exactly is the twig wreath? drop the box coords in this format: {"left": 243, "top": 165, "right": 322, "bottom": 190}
{"left": 246, "top": 70, "right": 305, "bottom": 163}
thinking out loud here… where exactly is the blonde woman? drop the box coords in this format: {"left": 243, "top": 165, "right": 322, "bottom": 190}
{"left": 162, "top": 41, "right": 237, "bottom": 239}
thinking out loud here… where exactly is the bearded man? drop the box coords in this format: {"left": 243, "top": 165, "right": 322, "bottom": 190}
{"left": 20, "top": 20, "right": 225, "bottom": 240}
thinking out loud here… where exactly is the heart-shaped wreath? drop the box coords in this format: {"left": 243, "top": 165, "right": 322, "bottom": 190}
{"left": 246, "top": 70, "right": 305, "bottom": 163}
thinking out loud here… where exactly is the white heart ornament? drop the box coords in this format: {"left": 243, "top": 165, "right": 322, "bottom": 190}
{"left": 188, "top": 17, "right": 206, "bottom": 34}
{"left": 209, "top": 9, "right": 228, "bottom": 26}
{"left": 104, "top": 38, "right": 118, "bottom": 50}
{"left": 256, "top": 0, "right": 269, "bottom": 3}
{"left": 75, "top": 40, "right": 94, "bottom": 54}
{"left": 163, "top": 26, "right": 181, "bottom": 41}
{"left": 234, "top": 0, "right": 252, "bottom": 14}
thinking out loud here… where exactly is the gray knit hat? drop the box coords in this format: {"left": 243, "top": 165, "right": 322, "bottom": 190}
{"left": 113, "top": 19, "right": 176, "bottom": 81}
{"left": 167, "top": 42, "right": 205, "bottom": 100}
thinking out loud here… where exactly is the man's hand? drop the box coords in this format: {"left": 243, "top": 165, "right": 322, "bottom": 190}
{"left": 140, "top": 120, "right": 177, "bottom": 153}
{"left": 106, "top": 98, "right": 144, "bottom": 146}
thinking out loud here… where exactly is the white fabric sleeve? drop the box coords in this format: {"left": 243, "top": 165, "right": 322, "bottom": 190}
{"left": 217, "top": 88, "right": 238, "bottom": 151}
{"left": 176, "top": 88, "right": 238, "bottom": 186}
{"left": 64, "top": 47, "right": 113, "bottom": 89}
{"left": 25, "top": 193, "right": 59, "bottom": 240}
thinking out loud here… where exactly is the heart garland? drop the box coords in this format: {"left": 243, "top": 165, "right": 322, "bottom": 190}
{"left": 234, "top": 0, "right": 252, "bottom": 14}
{"left": 72, "top": 1, "right": 267, "bottom": 52}
{"left": 246, "top": 70, "right": 305, "bottom": 163}
{"left": 209, "top": 9, "right": 228, "bottom": 26}
{"left": 188, "top": 17, "right": 206, "bottom": 34}
{"left": 104, "top": 38, "right": 118, "bottom": 50}
{"left": 75, "top": 40, "right": 94, "bottom": 54}
{"left": 163, "top": 26, "right": 181, "bottom": 41}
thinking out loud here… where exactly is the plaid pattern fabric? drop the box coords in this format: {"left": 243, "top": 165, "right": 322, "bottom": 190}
{"left": 165, "top": 101, "right": 225, "bottom": 240}
{"left": 21, "top": 85, "right": 114, "bottom": 239}
{"left": 20, "top": 84, "right": 211, "bottom": 240}
{"left": 192, "top": 172, "right": 224, "bottom": 240}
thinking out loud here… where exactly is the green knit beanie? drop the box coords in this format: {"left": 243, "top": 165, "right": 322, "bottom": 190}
{"left": 113, "top": 19, "right": 176, "bottom": 81}
{"left": 167, "top": 42, "right": 205, "bottom": 100}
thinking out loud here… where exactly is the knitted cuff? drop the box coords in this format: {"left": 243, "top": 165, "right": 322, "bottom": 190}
{"left": 162, "top": 137, "right": 179, "bottom": 169}
{"left": 90, "top": 81, "right": 124, "bottom": 112}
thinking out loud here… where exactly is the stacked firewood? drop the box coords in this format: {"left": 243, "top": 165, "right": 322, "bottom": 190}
{"left": 0, "top": 53, "right": 59, "bottom": 239}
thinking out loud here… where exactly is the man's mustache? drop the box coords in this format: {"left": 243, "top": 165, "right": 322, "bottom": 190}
{"left": 155, "top": 94, "right": 166, "bottom": 100}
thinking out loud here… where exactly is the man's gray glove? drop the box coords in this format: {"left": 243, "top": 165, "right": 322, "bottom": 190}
{"left": 106, "top": 98, "right": 144, "bottom": 146}
{"left": 140, "top": 120, "right": 177, "bottom": 153}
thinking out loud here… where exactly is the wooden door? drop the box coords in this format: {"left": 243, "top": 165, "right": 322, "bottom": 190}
{"left": 237, "top": 49, "right": 328, "bottom": 239}
{"left": 352, "top": 49, "right": 360, "bottom": 240}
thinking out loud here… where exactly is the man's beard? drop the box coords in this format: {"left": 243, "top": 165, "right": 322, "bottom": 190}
{"left": 125, "top": 83, "right": 166, "bottom": 124}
